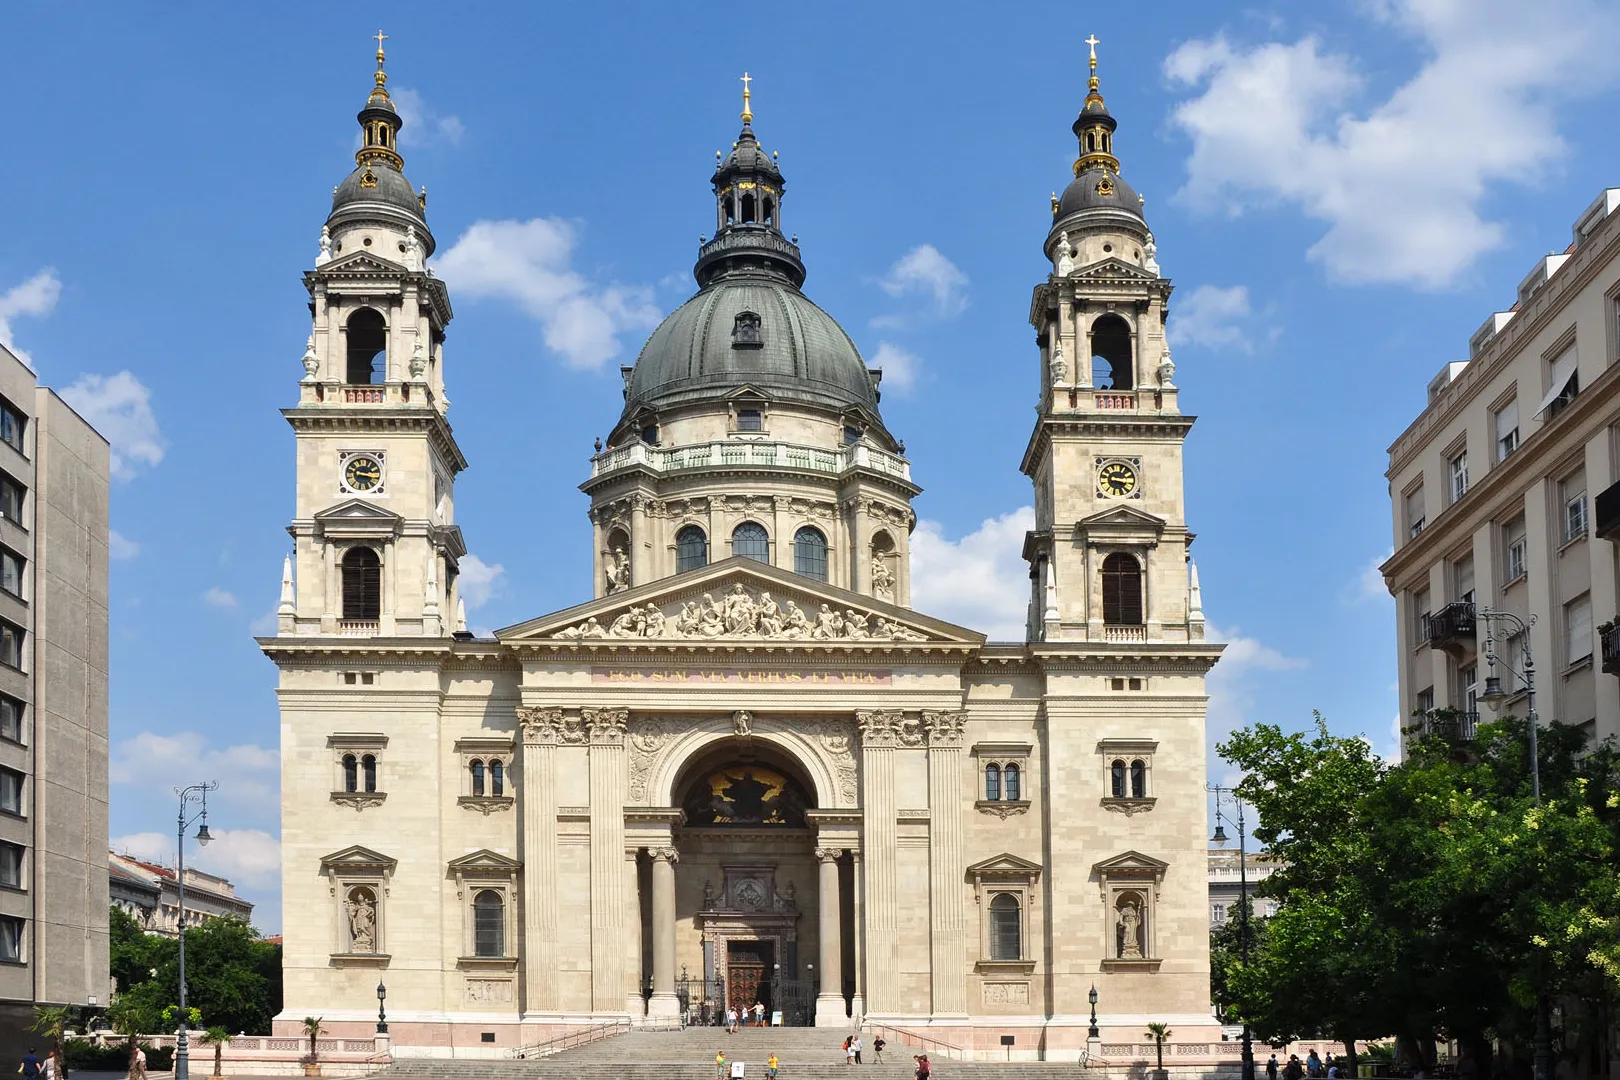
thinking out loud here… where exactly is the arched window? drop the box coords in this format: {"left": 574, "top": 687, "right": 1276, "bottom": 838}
{"left": 740, "top": 193, "right": 757, "bottom": 223}
{"left": 342, "top": 754, "right": 358, "bottom": 793}
{"left": 676, "top": 526, "right": 708, "bottom": 573}
{"left": 470, "top": 759, "right": 485, "bottom": 797}
{"left": 989, "top": 894, "right": 1021, "bottom": 960}
{"left": 1101, "top": 553, "right": 1143, "bottom": 626}
{"left": 361, "top": 754, "right": 377, "bottom": 793}
{"left": 732, "top": 312, "right": 763, "bottom": 347}
{"left": 763, "top": 197, "right": 776, "bottom": 227}
{"left": 490, "top": 759, "right": 504, "bottom": 797}
{"left": 473, "top": 890, "right": 505, "bottom": 957}
{"left": 1130, "top": 759, "right": 1146, "bottom": 798}
{"left": 1089, "top": 313, "right": 1133, "bottom": 390}
{"left": 345, "top": 308, "right": 388, "bottom": 385}
{"left": 985, "top": 764, "right": 1001, "bottom": 801}
{"left": 1004, "top": 763, "right": 1021, "bottom": 802}
{"left": 794, "top": 526, "right": 828, "bottom": 581}
{"left": 341, "top": 548, "right": 381, "bottom": 621}
{"left": 1111, "top": 759, "right": 1127, "bottom": 798}
{"left": 732, "top": 522, "right": 769, "bottom": 562}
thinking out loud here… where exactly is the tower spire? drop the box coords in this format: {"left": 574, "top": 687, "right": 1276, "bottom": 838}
{"left": 355, "top": 31, "right": 404, "bottom": 172}
{"left": 1072, "top": 33, "right": 1120, "bottom": 177}
{"left": 740, "top": 71, "right": 754, "bottom": 126}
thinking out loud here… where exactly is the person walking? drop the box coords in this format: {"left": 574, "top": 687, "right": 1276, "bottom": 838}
{"left": 753, "top": 1000, "right": 766, "bottom": 1027}
{"left": 844, "top": 1035, "right": 855, "bottom": 1065}
{"left": 873, "top": 1035, "right": 886, "bottom": 1064}
{"left": 1284, "top": 1054, "right": 1305, "bottom": 1080}
{"left": 1307, "top": 1050, "right": 1323, "bottom": 1077}
{"left": 852, "top": 1034, "right": 863, "bottom": 1064}
{"left": 17, "top": 1049, "right": 39, "bottom": 1080}
{"left": 1267, "top": 1054, "right": 1280, "bottom": 1080}
{"left": 766, "top": 1052, "right": 780, "bottom": 1080}
{"left": 133, "top": 1046, "right": 148, "bottom": 1080}
{"left": 716, "top": 1049, "right": 728, "bottom": 1080}
{"left": 915, "top": 1053, "right": 931, "bottom": 1079}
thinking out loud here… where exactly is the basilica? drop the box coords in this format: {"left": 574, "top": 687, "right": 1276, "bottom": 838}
{"left": 263, "top": 38, "right": 1223, "bottom": 1061}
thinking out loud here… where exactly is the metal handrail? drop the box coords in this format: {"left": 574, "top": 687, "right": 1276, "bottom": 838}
{"left": 867, "top": 1022, "right": 966, "bottom": 1062}
{"left": 509, "top": 1018, "right": 630, "bottom": 1060}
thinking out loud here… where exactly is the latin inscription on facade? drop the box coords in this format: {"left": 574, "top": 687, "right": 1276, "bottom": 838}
{"left": 593, "top": 667, "right": 891, "bottom": 685}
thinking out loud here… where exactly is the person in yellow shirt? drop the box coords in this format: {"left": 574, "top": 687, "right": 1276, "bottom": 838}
{"left": 767, "top": 1052, "right": 780, "bottom": 1079}
{"left": 716, "top": 1050, "right": 727, "bottom": 1080}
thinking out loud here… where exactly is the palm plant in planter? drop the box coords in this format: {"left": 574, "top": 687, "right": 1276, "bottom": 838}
{"left": 198, "top": 1027, "right": 231, "bottom": 1080}
{"left": 1145, "top": 1022, "right": 1172, "bottom": 1075}
{"left": 300, "top": 1017, "right": 324, "bottom": 1077}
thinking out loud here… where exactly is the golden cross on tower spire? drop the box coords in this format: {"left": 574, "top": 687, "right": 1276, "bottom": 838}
{"left": 740, "top": 71, "right": 754, "bottom": 124}
{"left": 1085, "top": 33, "right": 1101, "bottom": 92}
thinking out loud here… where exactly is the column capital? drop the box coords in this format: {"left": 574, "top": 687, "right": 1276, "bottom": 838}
{"left": 625, "top": 847, "right": 641, "bottom": 862}
{"left": 651, "top": 846, "right": 679, "bottom": 864}
{"left": 814, "top": 846, "right": 843, "bottom": 863}
{"left": 858, "top": 709, "right": 921, "bottom": 748}
{"left": 923, "top": 709, "right": 968, "bottom": 747}
{"left": 585, "top": 707, "right": 629, "bottom": 744}
{"left": 517, "top": 706, "right": 569, "bottom": 745}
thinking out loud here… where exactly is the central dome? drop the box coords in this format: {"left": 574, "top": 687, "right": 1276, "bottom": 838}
{"left": 622, "top": 275, "right": 878, "bottom": 417}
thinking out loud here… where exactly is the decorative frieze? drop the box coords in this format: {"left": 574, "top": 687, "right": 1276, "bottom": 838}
{"left": 552, "top": 583, "right": 928, "bottom": 642}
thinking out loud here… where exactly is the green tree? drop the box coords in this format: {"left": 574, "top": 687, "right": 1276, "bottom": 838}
{"left": 106, "top": 993, "right": 161, "bottom": 1077}
{"left": 106, "top": 911, "right": 283, "bottom": 1035}
{"left": 1145, "top": 1022, "right": 1171, "bottom": 1072}
{"left": 30, "top": 1005, "right": 72, "bottom": 1077}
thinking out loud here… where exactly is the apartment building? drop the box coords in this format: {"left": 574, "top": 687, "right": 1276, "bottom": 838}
{"left": 107, "top": 853, "right": 254, "bottom": 935}
{"left": 0, "top": 342, "right": 110, "bottom": 1055}
{"left": 1382, "top": 188, "right": 1620, "bottom": 751}
{"left": 1207, "top": 849, "right": 1280, "bottom": 929}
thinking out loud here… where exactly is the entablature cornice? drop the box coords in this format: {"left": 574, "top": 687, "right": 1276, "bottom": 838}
{"left": 259, "top": 635, "right": 456, "bottom": 664}
{"left": 282, "top": 408, "right": 469, "bottom": 473}
{"left": 580, "top": 461, "right": 921, "bottom": 502}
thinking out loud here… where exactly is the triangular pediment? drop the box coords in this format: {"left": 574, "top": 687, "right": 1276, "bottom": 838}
{"left": 1091, "top": 849, "right": 1169, "bottom": 876}
{"left": 497, "top": 556, "right": 984, "bottom": 648}
{"left": 315, "top": 499, "right": 404, "bottom": 523}
{"left": 314, "top": 250, "right": 410, "bottom": 276}
{"left": 314, "top": 499, "right": 404, "bottom": 539}
{"left": 446, "top": 849, "right": 522, "bottom": 873}
{"left": 1078, "top": 504, "right": 1166, "bottom": 529}
{"left": 966, "top": 853, "right": 1044, "bottom": 878}
{"left": 1070, "top": 256, "right": 1159, "bottom": 282}
{"left": 320, "top": 845, "right": 397, "bottom": 873}
{"left": 723, "top": 383, "right": 774, "bottom": 402}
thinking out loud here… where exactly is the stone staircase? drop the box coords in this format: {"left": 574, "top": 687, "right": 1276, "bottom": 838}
{"left": 383, "top": 1025, "right": 1091, "bottom": 1078}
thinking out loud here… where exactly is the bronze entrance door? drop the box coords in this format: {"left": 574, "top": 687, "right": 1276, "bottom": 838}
{"left": 725, "top": 940, "right": 773, "bottom": 1018}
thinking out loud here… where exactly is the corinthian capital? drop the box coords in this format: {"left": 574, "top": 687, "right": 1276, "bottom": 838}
{"left": 584, "top": 707, "right": 629, "bottom": 744}
{"left": 517, "top": 706, "right": 565, "bottom": 744}
{"left": 923, "top": 710, "right": 968, "bottom": 747}
{"left": 857, "top": 709, "right": 905, "bottom": 748}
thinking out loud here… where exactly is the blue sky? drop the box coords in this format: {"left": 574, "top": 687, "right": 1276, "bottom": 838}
{"left": 2, "top": 1, "right": 1617, "bottom": 932}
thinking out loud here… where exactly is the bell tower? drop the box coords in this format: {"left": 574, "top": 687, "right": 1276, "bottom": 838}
{"left": 279, "top": 34, "right": 469, "bottom": 638}
{"left": 1021, "top": 40, "right": 1204, "bottom": 645}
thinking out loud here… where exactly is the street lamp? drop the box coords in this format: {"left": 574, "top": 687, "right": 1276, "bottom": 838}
{"left": 1087, "top": 984, "right": 1099, "bottom": 1040}
{"left": 173, "top": 781, "right": 218, "bottom": 1080}
{"left": 1209, "top": 784, "right": 1255, "bottom": 1080}
{"left": 376, "top": 981, "right": 388, "bottom": 1034}
{"left": 1477, "top": 608, "right": 1551, "bottom": 1080}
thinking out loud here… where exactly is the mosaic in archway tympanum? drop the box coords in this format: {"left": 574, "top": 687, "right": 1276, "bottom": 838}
{"left": 683, "top": 764, "right": 810, "bottom": 827}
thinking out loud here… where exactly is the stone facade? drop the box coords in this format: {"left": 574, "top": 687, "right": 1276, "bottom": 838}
{"left": 106, "top": 853, "right": 254, "bottom": 935}
{"left": 266, "top": 47, "right": 1221, "bottom": 1060}
{"left": 0, "top": 342, "right": 110, "bottom": 1060}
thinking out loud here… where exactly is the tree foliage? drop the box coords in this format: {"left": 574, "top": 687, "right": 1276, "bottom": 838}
{"left": 107, "top": 911, "right": 282, "bottom": 1035}
{"left": 1217, "top": 712, "right": 1620, "bottom": 1071}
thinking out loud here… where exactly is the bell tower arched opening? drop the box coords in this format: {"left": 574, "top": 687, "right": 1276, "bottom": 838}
{"left": 345, "top": 308, "right": 388, "bottom": 385}
{"left": 1089, "top": 314, "right": 1132, "bottom": 390}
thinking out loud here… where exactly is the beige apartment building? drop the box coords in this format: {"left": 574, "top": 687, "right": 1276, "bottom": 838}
{"left": 107, "top": 853, "right": 254, "bottom": 936}
{"left": 0, "top": 342, "right": 111, "bottom": 1057}
{"left": 1382, "top": 188, "right": 1620, "bottom": 750}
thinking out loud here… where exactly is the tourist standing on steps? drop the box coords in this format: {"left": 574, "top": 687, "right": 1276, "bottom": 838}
{"left": 766, "top": 1052, "right": 780, "bottom": 1079}
{"left": 753, "top": 1000, "right": 766, "bottom": 1026}
{"left": 852, "top": 1034, "right": 863, "bottom": 1064}
{"left": 873, "top": 1035, "right": 886, "bottom": 1063}
{"left": 844, "top": 1035, "right": 855, "bottom": 1065}
{"left": 716, "top": 1050, "right": 727, "bottom": 1080}
{"left": 726, "top": 1006, "right": 739, "bottom": 1033}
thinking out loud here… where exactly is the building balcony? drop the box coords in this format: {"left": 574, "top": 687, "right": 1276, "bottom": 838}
{"left": 1596, "top": 479, "right": 1620, "bottom": 541}
{"left": 1103, "top": 624, "right": 1146, "bottom": 643}
{"left": 588, "top": 439, "right": 912, "bottom": 483}
{"left": 1602, "top": 621, "right": 1620, "bottom": 675}
{"left": 1419, "top": 709, "right": 1478, "bottom": 743}
{"left": 1427, "top": 601, "right": 1476, "bottom": 655}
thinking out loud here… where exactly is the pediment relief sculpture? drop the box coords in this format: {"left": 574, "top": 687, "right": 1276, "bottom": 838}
{"left": 551, "top": 582, "right": 929, "bottom": 642}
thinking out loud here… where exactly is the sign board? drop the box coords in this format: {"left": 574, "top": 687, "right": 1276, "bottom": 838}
{"left": 731, "top": 1064, "right": 746, "bottom": 1078}
{"left": 1001, "top": 1035, "right": 1016, "bottom": 1046}
{"left": 771, "top": 1011, "right": 784, "bottom": 1027}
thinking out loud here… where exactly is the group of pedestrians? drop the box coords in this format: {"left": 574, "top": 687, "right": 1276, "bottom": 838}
{"left": 1268, "top": 1049, "right": 1341, "bottom": 1080}
{"left": 724, "top": 1002, "right": 770, "bottom": 1031}
{"left": 713, "top": 1034, "right": 897, "bottom": 1078}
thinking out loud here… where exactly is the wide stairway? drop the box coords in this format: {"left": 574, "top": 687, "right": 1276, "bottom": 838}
{"left": 383, "top": 1024, "right": 1088, "bottom": 1078}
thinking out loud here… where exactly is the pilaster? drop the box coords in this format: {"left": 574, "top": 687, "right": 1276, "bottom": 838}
{"left": 857, "top": 710, "right": 900, "bottom": 1013}
{"left": 924, "top": 710, "right": 968, "bottom": 1017}
{"left": 517, "top": 707, "right": 563, "bottom": 1013}
{"left": 586, "top": 707, "right": 629, "bottom": 1011}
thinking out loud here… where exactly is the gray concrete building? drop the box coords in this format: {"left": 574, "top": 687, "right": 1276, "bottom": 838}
{"left": 0, "top": 341, "right": 110, "bottom": 1057}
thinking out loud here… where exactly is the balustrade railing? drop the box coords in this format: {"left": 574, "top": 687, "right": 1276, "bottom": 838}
{"left": 1104, "top": 624, "right": 1147, "bottom": 643}
{"left": 1094, "top": 391, "right": 1137, "bottom": 410}
{"left": 590, "top": 439, "right": 910, "bottom": 482}
{"left": 342, "top": 385, "right": 386, "bottom": 403}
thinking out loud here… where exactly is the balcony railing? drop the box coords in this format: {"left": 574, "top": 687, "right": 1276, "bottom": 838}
{"left": 1602, "top": 622, "right": 1620, "bottom": 675}
{"left": 1427, "top": 601, "right": 1475, "bottom": 653}
{"left": 1420, "top": 710, "right": 1478, "bottom": 743}
{"left": 589, "top": 439, "right": 912, "bottom": 482}
{"left": 1104, "top": 624, "right": 1147, "bottom": 643}
{"left": 1094, "top": 391, "right": 1137, "bottom": 410}
{"left": 1596, "top": 479, "right": 1620, "bottom": 541}
{"left": 338, "top": 619, "right": 378, "bottom": 636}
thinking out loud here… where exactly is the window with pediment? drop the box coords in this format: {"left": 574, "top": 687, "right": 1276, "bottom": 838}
{"left": 449, "top": 850, "right": 521, "bottom": 968}
{"left": 456, "top": 738, "right": 515, "bottom": 814}
{"left": 968, "top": 854, "right": 1040, "bottom": 978}
{"left": 1099, "top": 739, "right": 1156, "bottom": 814}
{"left": 972, "top": 743, "right": 1032, "bottom": 817}
{"left": 328, "top": 734, "right": 388, "bottom": 809}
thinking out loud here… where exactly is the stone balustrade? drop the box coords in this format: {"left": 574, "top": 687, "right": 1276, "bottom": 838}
{"left": 590, "top": 439, "right": 912, "bottom": 482}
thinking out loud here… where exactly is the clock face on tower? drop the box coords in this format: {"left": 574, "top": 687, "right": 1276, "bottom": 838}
{"left": 1098, "top": 460, "right": 1138, "bottom": 498}
{"left": 339, "top": 452, "right": 385, "bottom": 495}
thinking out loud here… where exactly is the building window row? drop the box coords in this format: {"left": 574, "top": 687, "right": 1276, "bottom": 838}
{"left": 673, "top": 523, "right": 829, "bottom": 581}
{"left": 0, "top": 474, "right": 23, "bottom": 528}
{"left": 0, "top": 768, "right": 22, "bottom": 817}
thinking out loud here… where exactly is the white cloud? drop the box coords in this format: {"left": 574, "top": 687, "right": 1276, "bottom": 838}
{"left": 391, "top": 87, "right": 465, "bottom": 148}
{"left": 0, "top": 269, "right": 61, "bottom": 369}
{"left": 435, "top": 218, "right": 661, "bottom": 370}
{"left": 1341, "top": 550, "right": 1394, "bottom": 606}
{"left": 110, "top": 731, "right": 279, "bottom": 814}
{"left": 458, "top": 554, "right": 505, "bottom": 610}
{"left": 1169, "top": 284, "right": 1265, "bottom": 351}
{"left": 1164, "top": 0, "right": 1620, "bottom": 288}
{"left": 873, "top": 244, "right": 969, "bottom": 328}
{"left": 910, "top": 507, "right": 1034, "bottom": 640}
{"left": 108, "top": 530, "right": 139, "bottom": 560}
{"left": 1205, "top": 623, "right": 1309, "bottom": 765}
{"left": 60, "top": 371, "right": 165, "bottom": 479}
{"left": 112, "top": 828, "right": 281, "bottom": 890}
{"left": 870, "top": 342, "right": 922, "bottom": 395}
{"left": 202, "top": 586, "right": 237, "bottom": 609}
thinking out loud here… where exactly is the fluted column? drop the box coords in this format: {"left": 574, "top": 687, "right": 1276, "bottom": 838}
{"left": 586, "top": 708, "right": 628, "bottom": 1013}
{"left": 925, "top": 710, "right": 969, "bottom": 1017}
{"left": 857, "top": 710, "right": 900, "bottom": 1014}
{"left": 517, "top": 708, "right": 563, "bottom": 1013}
{"left": 815, "top": 846, "right": 845, "bottom": 1026}
{"left": 625, "top": 848, "right": 645, "bottom": 1019}
{"left": 629, "top": 497, "right": 649, "bottom": 586}
{"left": 850, "top": 851, "right": 866, "bottom": 1021}
{"left": 648, "top": 846, "right": 680, "bottom": 1018}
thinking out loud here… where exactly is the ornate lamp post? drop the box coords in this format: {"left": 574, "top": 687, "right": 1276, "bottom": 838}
{"left": 376, "top": 981, "right": 387, "bottom": 1034}
{"left": 1088, "top": 984, "right": 1099, "bottom": 1039}
{"left": 174, "top": 782, "right": 218, "bottom": 1080}
{"left": 1210, "top": 784, "right": 1255, "bottom": 1080}
{"left": 1478, "top": 609, "right": 1551, "bottom": 1080}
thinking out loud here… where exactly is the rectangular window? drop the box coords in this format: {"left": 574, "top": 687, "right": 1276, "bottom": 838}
{"left": 1504, "top": 516, "right": 1527, "bottom": 582}
{"left": 0, "top": 769, "right": 22, "bottom": 816}
{"left": 1564, "top": 484, "right": 1588, "bottom": 543}
{"left": 0, "top": 476, "right": 22, "bottom": 527}
{"left": 0, "top": 549, "right": 22, "bottom": 600}
{"left": 0, "top": 842, "right": 22, "bottom": 890}
{"left": 1416, "top": 687, "right": 1434, "bottom": 716}
{"left": 1413, "top": 588, "right": 1431, "bottom": 643}
{"left": 1453, "top": 556, "right": 1475, "bottom": 606}
{"left": 0, "top": 915, "right": 22, "bottom": 962}
{"left": 1566, "top": 593, "right": 1593, "bottom": 664}
{"left": 1405, "top": 486, "right": 1426, "bottom": 539}
{"left": 1211, "top": 903, "right": 1226, "bottom": 924}
{"left": 736, "top": 409, "right": 762, "bottom": 432}
{"left": 1449, "top": 450, "right": 1469, "bottom": 503}
{"left": 0, "top": 696, "right": 20, "bottom": 744}
{"left": 1494, "top": 399, "right": 1520, "bottom": 461}
{"left": 1458, "top": 663, "right": 1478, "bottom": 714}
{"left": 0, "top": 621, "right": 21, "bottom": 670}
{"left": 0, "top": 402, "right": 23, "bottom": 456}
{"left": 1541, "top": 346, "right": 1580, "bottom": 420}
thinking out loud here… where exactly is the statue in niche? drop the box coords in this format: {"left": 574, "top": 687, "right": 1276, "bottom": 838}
{"left": 1158, "top": 345, "right": 1176, "bottom": 389}
{"left": 1049, "top": 339, "right": 1067, "bottom": 387}
{"left": 346, "top": 888, "right": 377, "bottom": 953}
{"left": 605, "top": 548, "right": 631, "bottom": 593}
{"left": 410, "top": 341, "right": 427, "bottom": 379}
{"left": 1055, "top": 230, "right": 1075, "bottom": 276}
{"left": 702, "top": 880, "right": 716, "bottom": 908}
{"left": 1116, "top": 899, "right": 1143, "bottom": 959}
{"left": 871, "top": 555, "right": 895, "bottom": 601}
{"left": 733, "top": 710, "right": 753, "bottom": 739}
